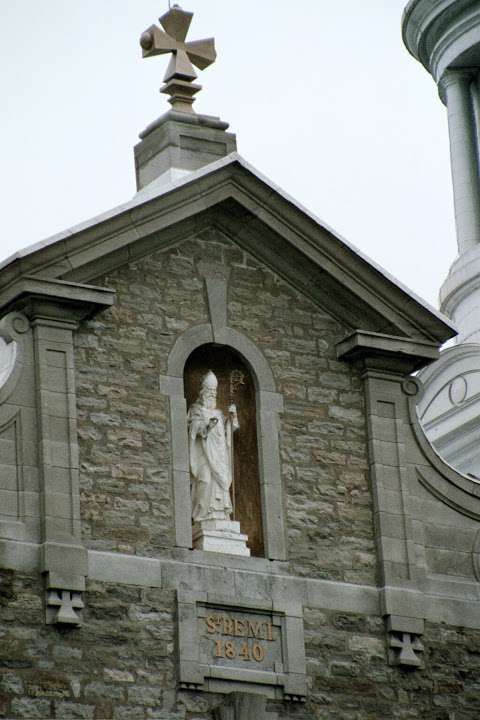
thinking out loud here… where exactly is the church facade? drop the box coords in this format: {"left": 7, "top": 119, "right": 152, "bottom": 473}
{"left": 1, "top": 5, "right": 480, "bottom": 719}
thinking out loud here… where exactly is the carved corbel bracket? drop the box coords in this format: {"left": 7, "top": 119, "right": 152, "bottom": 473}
{"left": 42, "top": 542, "right": 87, "bottom": 626}
{"left": 385, "top": 615, "right": 424, "bottom": 669}
{"left": 284, "top": 693, "right": 307, "bottom": 703}
{"left": 46, "top": 589, "right": 85, "bottom": 626}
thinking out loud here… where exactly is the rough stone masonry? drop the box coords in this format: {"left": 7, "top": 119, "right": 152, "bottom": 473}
{"left": 2, "top": 1, "right": 480, "bottom": 717}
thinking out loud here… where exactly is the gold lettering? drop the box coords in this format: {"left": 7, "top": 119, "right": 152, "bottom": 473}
{"left": 206, "top": 616, "right": 218, "bottom": 634}
{"left": 239, "top": 642, "right": 250, "bottom": 660}
{"left": 222, "top": 617, "right": 235, "bottom": 636}
{"left": 224, "top": 640, "right": 236, "bottom": 659}
{"left": 214, "top": 639, "right": 224, "bottom": 657}
{"left": 207, "top": 613, "right": 276, "bottom": 644}
{"left": 252, "top": 642, "right": 265, "bottom": 662}
{"left": 234, "top": 619, "right": 247, "bottom": 637}
{"left": 247, "top": 620, "right": 262, "bottom": 639}
{"left": 264, "top": 621, "right": 274, "bottom": 641}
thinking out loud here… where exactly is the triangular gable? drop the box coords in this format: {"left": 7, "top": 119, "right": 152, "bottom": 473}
{"left": 0, "top": 153, "right": 455, "bottom": 347}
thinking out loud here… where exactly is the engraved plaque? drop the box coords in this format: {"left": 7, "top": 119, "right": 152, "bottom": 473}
{"left": 177, "top": 592, "right": 307, "bottom": 702}
{"left": 198, "top": 605, "right": 284, "bottom": 674}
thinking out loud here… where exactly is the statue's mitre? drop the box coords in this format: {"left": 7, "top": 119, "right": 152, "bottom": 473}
{"left": 201, "top": 370, "right": 218, "bottom": 390}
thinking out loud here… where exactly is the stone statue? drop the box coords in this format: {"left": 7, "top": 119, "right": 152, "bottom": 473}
{"left": 187, "top": 370, "right": 239, "bottom": 523}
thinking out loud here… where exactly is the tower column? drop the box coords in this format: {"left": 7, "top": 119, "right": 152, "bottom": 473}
{"left": 441, "top": 70, "right": 480, "bottom": 254}
{"left": 403, "top": 0, "right": 480, "bottom": 473}
{"left": 403, "top": 0, "right": 480, "bottom": 342}
{"left": 439, "top": 67, "right": 480, "bottom": 342}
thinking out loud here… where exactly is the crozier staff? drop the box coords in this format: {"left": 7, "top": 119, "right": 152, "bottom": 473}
{"left": 187, "top": 371, "right": 239, "bottom": 523}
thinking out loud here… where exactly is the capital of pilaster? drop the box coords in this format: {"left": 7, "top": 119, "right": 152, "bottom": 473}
{"left": 336, "top": 330, "right": 440, "bottom": 376}
{"left": 0, "top": 276, "right": 115, "bottom": 327}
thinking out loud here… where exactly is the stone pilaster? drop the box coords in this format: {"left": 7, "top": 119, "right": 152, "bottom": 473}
{"left": 0, "top": 277, "right": 114, "bottom": 624}
{"left": 337, "top": 331, "right": 437, "bottom": 668}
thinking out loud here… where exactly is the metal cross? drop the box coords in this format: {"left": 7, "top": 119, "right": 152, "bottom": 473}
{"left": 140, "top": 5, "right": 216, "bottom": 113}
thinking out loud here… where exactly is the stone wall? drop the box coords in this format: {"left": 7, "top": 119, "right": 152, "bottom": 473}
{"left": 75, "top": 234, "right": 374, "bottom": 583}
{"left": 2, "top": 570, "right": 480, "bottom": 719}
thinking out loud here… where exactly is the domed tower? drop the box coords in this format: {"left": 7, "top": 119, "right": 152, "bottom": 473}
{"left": 403, "top": 0, "right": 480, "bottom": 474}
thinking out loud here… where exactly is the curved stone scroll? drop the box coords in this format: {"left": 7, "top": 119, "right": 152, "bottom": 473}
{"left": 407, "top": 376, "right": 480, "bottom": 520}
{"left": 0, "top": 313, "right": 34, "bottom": 543}
{"left": 0, "top": 313, "right": 30, "bottom": 405}
{"left": 0, "top": 339, "right": 16, "bottom": 389}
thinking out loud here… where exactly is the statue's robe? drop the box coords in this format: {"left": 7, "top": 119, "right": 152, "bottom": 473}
{"left": 187, "top": 402, "right": 235, "bottom": 522}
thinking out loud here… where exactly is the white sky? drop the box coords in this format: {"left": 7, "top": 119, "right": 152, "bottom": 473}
{"left": 0, "top": 0, "right": 455, "bottom": 309}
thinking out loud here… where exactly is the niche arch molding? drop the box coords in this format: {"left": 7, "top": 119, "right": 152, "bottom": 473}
{"left": 160, "top": 323, "right": 286, "bottom": 560}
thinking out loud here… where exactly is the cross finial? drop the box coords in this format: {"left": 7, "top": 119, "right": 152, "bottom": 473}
{"left": 140, "top": 5, "right": 216, "bottom": 114}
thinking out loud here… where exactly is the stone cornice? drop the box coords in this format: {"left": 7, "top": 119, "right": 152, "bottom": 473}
{"left": 3, "top": 540, "right": 480, "bottom": 630}
{"left": 0, "top": 159, "right": 455, "bottom": 346}
{"left": 0, "top": 276, "right": 115, "bottom": 324}
{"left": 138, "top": 110, "right": 230, "bottom": 140}
{"left": 336, "top": 330, "right": 440, "bottom": 375}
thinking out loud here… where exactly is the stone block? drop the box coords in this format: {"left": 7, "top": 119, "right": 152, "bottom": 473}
{"left": 88, "top": 551, "right": 162, "bottom": 588}
{"left": 193, "top": 521, "right": 250, "bottom": 556}
{"left": 0, "top": 489, "right": 20, "bottom": 517}
{"left": 387, "top": 615, "right": 424, "bottom": 635}
{"left": 159, "top": 374, "right": 183, "bottom": 397}
{"left": 168, "top": 395, "right": 189, "bottom": 472}
{"left": 104, "top": 669, "right": 135, "bottom": 683}
{"left": 113, "top": 705, "right": 145, "bottom": 720}
{"left": 205, "top": 277, "right": 227, "bottom": 338}
{"left": 234, "top": 571, "right": 273, "bottom": 603}
{"left": 306, "top": 578, "right": 380, "bottom": 615}
{"left": 0, "top": 671, "right": 24, "bottom": 695}
{"left": 172, "top": 470, "right": 192, "bottom": 549}
{"left": 379, "top": 536, "right": 409, "bottom": 565}
{"left": 127, "top": 685, "right": 162, "bottom": 706}
{"left": 11, "top": 698, "right": 52, "bottom": 718}
{"left": 41, "top": 542, "right": 88, "bottom": 581}
{"left": 381, "top": 587, "right": 425, "bottom": 619}
{"left": 215, "top": 692, "right": 269, "bottom": 720}
{"left": 0, "top": 537, "right": 40, "bottom": 570}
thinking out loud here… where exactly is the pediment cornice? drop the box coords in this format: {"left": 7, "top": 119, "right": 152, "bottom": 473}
{"left": 0, "top": 157, "right": 455, "bottom": 348}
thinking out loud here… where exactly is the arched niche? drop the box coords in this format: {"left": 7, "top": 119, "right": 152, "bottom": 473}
{"left": 184, "top": 343, "right": 264, "bottom": 557}
{"left": 160, "top": 324, "right": 286, "bottom": 561}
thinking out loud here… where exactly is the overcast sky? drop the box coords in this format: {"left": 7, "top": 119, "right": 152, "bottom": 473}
{"left": 0, "top": 0, "right": 455, "bottom": 309}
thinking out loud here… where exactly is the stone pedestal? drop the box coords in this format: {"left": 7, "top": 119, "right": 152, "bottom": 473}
{"left": 193, "top": 520, "right": 250, "bottom": 556}
{"left": 134, "top": 111, "right": 237, "bottom": 191}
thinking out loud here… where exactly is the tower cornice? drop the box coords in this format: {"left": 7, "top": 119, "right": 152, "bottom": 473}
{"left": 402, "top": 0, "right": 480, "bottom": 88}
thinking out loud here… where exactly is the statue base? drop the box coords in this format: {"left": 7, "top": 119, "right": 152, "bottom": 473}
{"left": 192, "top": 520, "right": 251, "bottom": 557}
